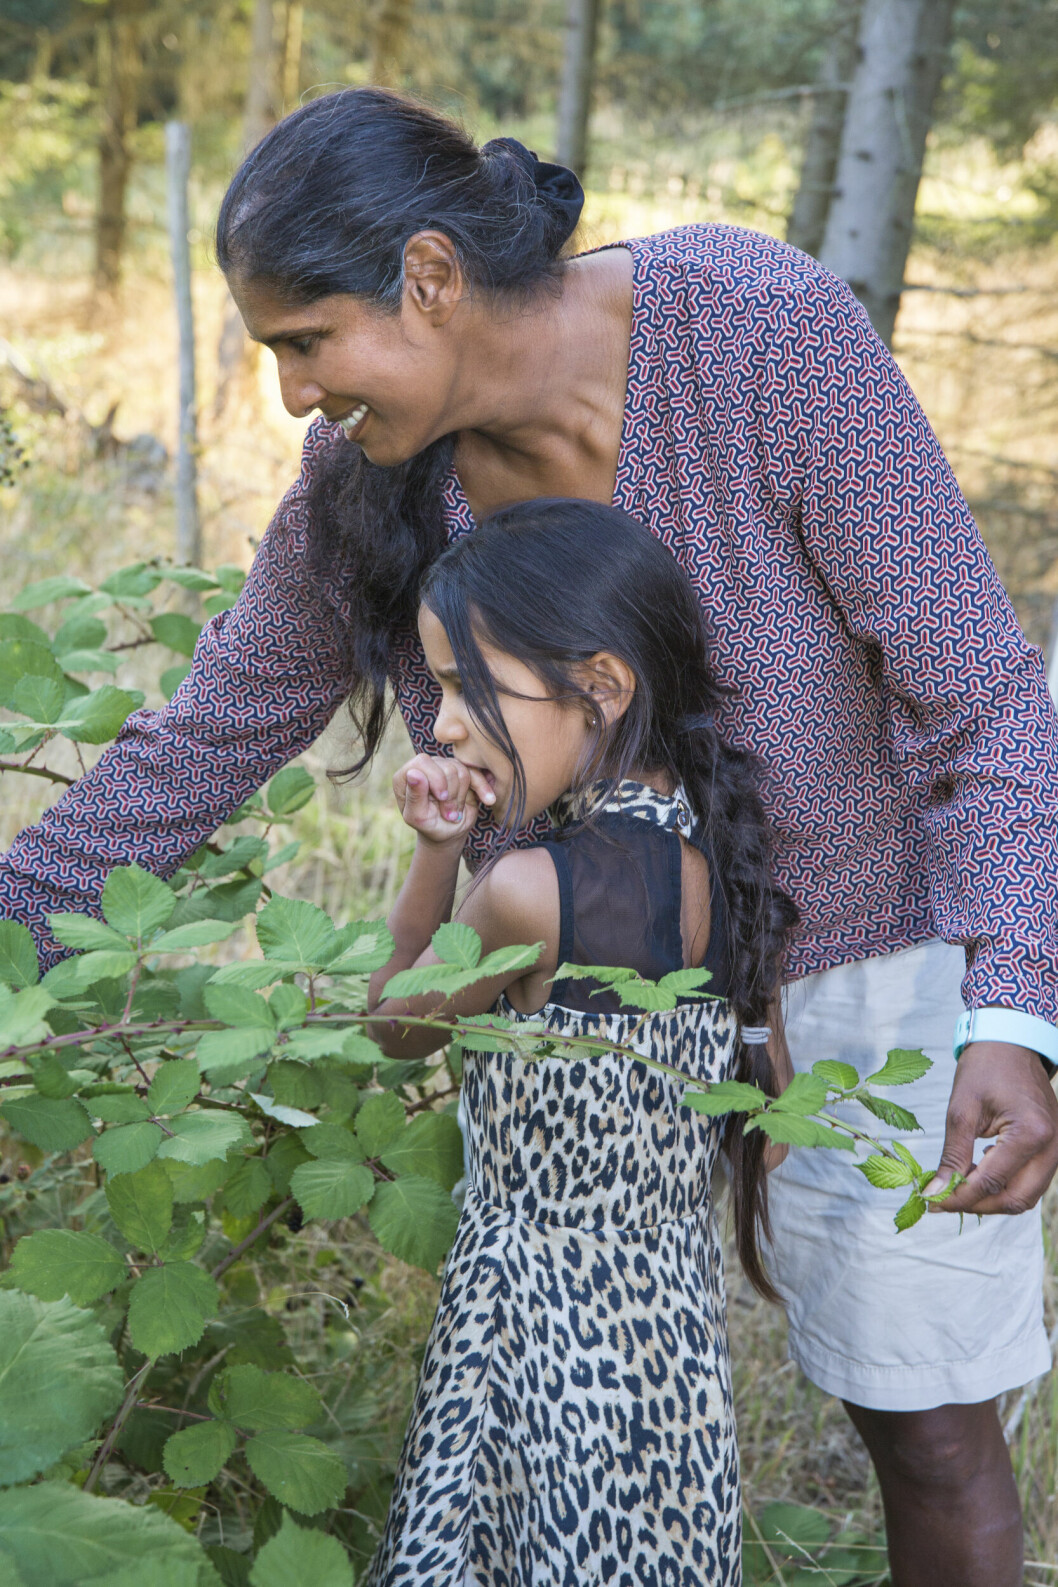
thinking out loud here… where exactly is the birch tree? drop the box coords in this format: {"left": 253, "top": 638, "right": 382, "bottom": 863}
{"left": 818, "top": 0, "right": 958, "bottom": 345}
{"left": 787, "top": 0, "right": 863, "bottom": 258}
{"left": 556, "top": 0, "right": 601, "bottom": 176}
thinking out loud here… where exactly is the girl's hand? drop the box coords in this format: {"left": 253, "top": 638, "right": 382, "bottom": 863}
{"left": 393, "top": 754, "right": 494, "bottom": 846}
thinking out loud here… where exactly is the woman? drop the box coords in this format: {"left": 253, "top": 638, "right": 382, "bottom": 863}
{"left": 2, "top": 89, "right": 1057, "bottom": 1586}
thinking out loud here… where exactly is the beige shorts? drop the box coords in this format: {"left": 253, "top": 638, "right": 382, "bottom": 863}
{"left": 765, "top": 939, "right": 1051, "bottom": 1412}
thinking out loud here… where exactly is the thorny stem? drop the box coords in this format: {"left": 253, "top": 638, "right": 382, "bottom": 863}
{"left": 84, "top": 1361, "right": 152, "bottom": 1492}
{"left": 0, "top": 761, "right": 73, "bottom": 786}
{"left": 211, "top": 1198, "right": 292, "bottom": 1280}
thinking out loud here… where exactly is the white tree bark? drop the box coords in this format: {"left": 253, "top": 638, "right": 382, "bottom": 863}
{"left": 166, "top": 121, "right": 201, "bottom": 567}
{"left": 556, "top": 0, "right": 601, "bottom": 176}
{"left": 818, "top": 0, "right": 957, "bottom": 346}
{"left": 787, "top": 0, "right": 863, "bottom": 258}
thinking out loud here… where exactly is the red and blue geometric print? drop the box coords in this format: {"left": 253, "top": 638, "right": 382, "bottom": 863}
{"left": 3, "top": 225, "right": 1057, "bottom": 1022}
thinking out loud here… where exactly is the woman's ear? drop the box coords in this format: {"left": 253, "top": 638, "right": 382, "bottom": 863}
{"left": 579, "top": 653, "right": 636, "bottom": 727}
{"left": 402, "top": 231, "right": 465, "bottom": 328}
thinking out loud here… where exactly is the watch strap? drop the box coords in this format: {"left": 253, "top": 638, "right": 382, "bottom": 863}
{"left": 953, "top": 1007, "right": 1058, "bottom": 1067}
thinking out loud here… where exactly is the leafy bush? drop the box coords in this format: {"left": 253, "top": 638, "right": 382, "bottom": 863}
{"left": 0, "top": 561, "right": 937, "bottom": 1581}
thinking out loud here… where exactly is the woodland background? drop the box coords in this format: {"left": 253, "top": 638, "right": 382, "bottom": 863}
{"left": 2, "top": 1, "right": 1058, "bottom": 1581}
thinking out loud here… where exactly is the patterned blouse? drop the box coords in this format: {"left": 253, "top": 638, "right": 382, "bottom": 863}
{"left": 3, "top": 225, "right": 1057, "bottom": 1028}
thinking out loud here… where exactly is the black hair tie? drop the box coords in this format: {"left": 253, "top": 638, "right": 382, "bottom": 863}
{"left": 483, "top": 136, "right": 585, "bottom": 237}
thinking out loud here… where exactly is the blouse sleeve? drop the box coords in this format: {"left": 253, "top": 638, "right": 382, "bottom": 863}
{"left": 0, "top": 422, "right": 349, "bottom": 968}
{"left": 752, "top": 266, "right": 1058, "bottom": 1025}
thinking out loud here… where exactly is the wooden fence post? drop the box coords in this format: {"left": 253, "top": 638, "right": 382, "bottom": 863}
{"left": 165, "top": 120, "right": 201, "bottom": 568}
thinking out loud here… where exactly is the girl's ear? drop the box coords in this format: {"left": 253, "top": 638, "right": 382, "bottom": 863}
{"left": 579, "top": 652, "right": 636, "bottom": 727}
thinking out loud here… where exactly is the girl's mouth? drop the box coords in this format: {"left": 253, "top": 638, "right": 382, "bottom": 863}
{"left": 337, "top": 402, "right": 369, "bottom": 440}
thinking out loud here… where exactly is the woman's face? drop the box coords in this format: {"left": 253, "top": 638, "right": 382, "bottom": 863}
{"left": 231, "top": 273, "right": 463, "bottom": 467}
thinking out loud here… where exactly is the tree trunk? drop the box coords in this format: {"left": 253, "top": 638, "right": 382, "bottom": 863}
{"left": 787, "top": 0, "right": 863, "bottom": 258}
{"left": 817, "top": 0, "right": 956, "bottom": 346}
{"left": 95, "top": 5, "right": 142, "bottom": 293}
{"left": 372, "top": 0, "right": 414, "bottom": 87}
{"left": 166, "top": 121, "right": 201, "bottom": 567}
{"left": 282, "top": 1, "right": 304, "bottom": 112}
{"left": 555, "top": 0, "right": 601, "bottom": 176}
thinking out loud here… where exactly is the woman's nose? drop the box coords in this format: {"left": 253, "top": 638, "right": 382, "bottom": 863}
{"left": 276, "top": 361, "right": 328, "bottom": 420}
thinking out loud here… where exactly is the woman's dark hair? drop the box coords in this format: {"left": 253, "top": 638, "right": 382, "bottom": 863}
{"left": 216, "top": 89, "right": 584, "bottom": 767}
{"left": 421, "top": 499, "right": 799, "bottom": 1301}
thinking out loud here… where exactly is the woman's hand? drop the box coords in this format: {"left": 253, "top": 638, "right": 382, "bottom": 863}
{"left": 393, "top": 754, "right": 494, "bottom": 846}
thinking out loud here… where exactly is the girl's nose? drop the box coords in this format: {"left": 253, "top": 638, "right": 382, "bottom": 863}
{"left": 433, "top": 706, "right": 466, "bottom": 747}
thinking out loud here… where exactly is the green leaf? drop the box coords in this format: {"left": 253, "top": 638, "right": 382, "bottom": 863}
{"left": 150, "top": 612, "right": 202, "bottom": 659}
{"left": 12, "top": 673, "right": 64, "bottom": 723}
{"left": 893, "top": 1140, "right": 924, "bottom": 1175}
{"left": 58, "top": 648, "right": 119, "bottom": 675}
{"left": 163, "top": 1420, "right": 238, "bottom": 1488}
{"left": 368, "top": 1175, "right": 460, "bottom": 1273}
{"left": 326, "top": 920, "right": 395, "bottom": 974}
{"left": 198, "top": 837, "right": 269, "bottom": 879}
{"left": 244, "top": 1431, "right": 346, "bottom": 1515}
{"left": 265, "top": 765, "right": 316, "bottom": 817}
{"left": 0, "top": 983, "right": 54, "bottom": 1047}
{"left": 811, "top": 1059, "right": 861, "bottom": 1092}
{"left": 299, "top": 1122, "right": 364, "bottom": 1162}
{"left": 196, "top": 1027, "right": 276, "bottom": 1080}
{"left": 0, "top": 1482, "right": 214, "bottom": 1585}
{"left": 770, "top": 1073, "right": 829, "bottom": 1115}
{"left": 262, "top": 1134, "right": 311, "bottom": 1195}
{"left": 681, "top": 1080, "right": 768, "bottom": 1116}
{"left": 203, "top": 984, "right": 274, "bottom": 1030}
{"left": 255, "top": 895, "right": 336, "bottom": 968}
{"left": 207, "top": 961, "right": 291, "bottom": 991}
{"left": 378, "top": 962, "right": 471, "bottom": 1000}
{"left": 7, "top": 1229, "right": 127, "bottom": 1304}
{"left": 251, "top": 1092, "right": 318, "bottom": 1128}
{"left": 0, "top": 639, "right": 65, "bottom": 707}
{"left": 867, "top": 1048, "right": 933, "bottom": 1088}
{"left": 164, "top": 1156, "right": 232, "bottom": 1203}
{"left": 0, "top": 922, "right": 38, "bottom": 989}
{"left": 10, "top": 574, "right": 93, "bottom": 609}
{"left": 475, "top": 941, "right": 543, "bottom": 979}
{"left": 99, "top": 562, "right": 162, "bottom": 598}
{"left": 148, "top": 1061, "right": 201, "bottom": 1116}
{"left": 30, "top": 1053, "right": 80, "bottom": 1098}
{"left": 106, "top": 1160, "right": 174, "bottom": 1252}
{"left": 52, "top": 612, "right": 107, "bottom": 655}
{"left": 0, "top": 613, "right": 50, "bottom": 645}
{"left": 746, "top": 1112, "right": 856, "bottom": 1150}
{"left": 127, "top": 1262, "right": 221, "bottom": 1358}
{"left": 249, "top": 1513, "right": 353, "bottom": 1587}
{"left": 895, "top": 1191, "right": 928, "bottom": 1231}
{"left": 0, "top": 1294, "right": 123, "bottom": 1487}
{"left": 165, "top": 565, "right": 219, "bottom": 592}
{"left": 214, "top": 564, "right": 247, "bottom": 595}
{"left": 290, "top": 1159, "right": 375, "bottom": 1221}
{"left": 90, "top": 1091, "right": 151, "bottom": 1124}
{"left": 262, "top": 840, "right": 301, "bottom": 874}
{"left": 151, "top": 920, "right": 240, "bottom": 952}
{"left": 856, "top": 1153, "right": 917, "bottom": 1190}
{"left": 283, "top": 1026, "right": 354, "bottom": 1062}
{"left": 432, "top": 920, "right": 481, "bottom": 968}
{"left": 210, "top": 1364, "right": 323, "bottom": 1431}
{"left": 355, "top": 1091, "right": 405, "bottom": 1157}
{"left": 48, "top": 913, "right": 131, "bottom": 953}
{"left": 67, "top": 947, "right": 139, "bottom": 984}
{"left": 223, "top": 1157, "right": 272, "bottom": 1219}
{"left": 156, "top": 1112, "right": 253, "bottom": 1166}
{"left": 53, "top": 684, "right": 138, "bottom": 744}
{"left": 102, "top": 863, "right": 176, "bottom": 938}
{"left": 268, "top": 983, "right": 308, "bottom": 1030}
{"left": 858, "top": 1092, "right": 923, "bottom": 1133}
{"left": 379, "top": 1111, "right": 464, "bottom": 1190}
{"left": 757, "top": 1500, "right": 832, "bottom": 1550}
{"left": 1, "top": 1093, "right": 92, "bottom": 1152}
{"left": 93, "top": 1121, "right": 164, "bottom": 1176}
{"left": 160, "top": 661, "right": 193, "bottom": 700}
{"left": 205, "top": 1307, "right": 292, "bottom": 1371}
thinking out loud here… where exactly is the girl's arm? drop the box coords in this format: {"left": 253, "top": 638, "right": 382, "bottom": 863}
{"left": 367, "top": 756, "right": 559, "bottom": 1060}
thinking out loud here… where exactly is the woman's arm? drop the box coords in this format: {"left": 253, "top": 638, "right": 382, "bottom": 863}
{"left": 0, "top": 423, "right": 349, "bottom": 967}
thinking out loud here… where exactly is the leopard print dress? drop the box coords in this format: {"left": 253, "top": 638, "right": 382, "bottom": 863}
{"left": 366, "top": 784, "right": 743, "bottom": 1587}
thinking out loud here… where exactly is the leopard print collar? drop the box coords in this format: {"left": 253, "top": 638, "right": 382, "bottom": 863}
{"left": 550, "top": 778, "right": 698, "bottom": 839}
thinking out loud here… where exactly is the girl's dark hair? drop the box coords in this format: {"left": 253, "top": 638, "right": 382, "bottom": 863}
{"left": 216, "top": 89, "right": 584, "bottom": 768}
{"left": 421, "top": 500, "right": 799, "bottom": 1301}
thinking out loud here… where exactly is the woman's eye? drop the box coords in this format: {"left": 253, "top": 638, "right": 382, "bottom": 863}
{"left": 289, "top": 336, "right": 317, "bottom": 356}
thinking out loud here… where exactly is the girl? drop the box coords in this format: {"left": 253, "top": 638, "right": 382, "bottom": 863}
{"left": 363, "top": 500, "right": 797, "bottom": 1586}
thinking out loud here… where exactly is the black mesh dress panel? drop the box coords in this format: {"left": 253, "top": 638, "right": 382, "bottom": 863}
{"left": 541, "top": 810, "right": 729, "bottom": 1014}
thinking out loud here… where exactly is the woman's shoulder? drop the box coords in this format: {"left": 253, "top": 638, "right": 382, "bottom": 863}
{"left": 627, "top": 222, "right": 853, "bottom": 322}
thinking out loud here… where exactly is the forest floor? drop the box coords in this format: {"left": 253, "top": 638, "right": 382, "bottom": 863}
{"left": 3, "top": 178, "right": 1058, "bottom": 1581}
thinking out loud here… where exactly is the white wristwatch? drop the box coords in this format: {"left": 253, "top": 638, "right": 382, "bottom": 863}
{"left": 953, "top": 1007, "right": 1058, "bottom": 1068}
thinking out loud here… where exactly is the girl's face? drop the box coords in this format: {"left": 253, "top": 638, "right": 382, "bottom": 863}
{"left": 418, "top": 607, "right": 595, "bottom": 827}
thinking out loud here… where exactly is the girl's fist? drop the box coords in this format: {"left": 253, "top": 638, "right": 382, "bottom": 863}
{"left": 393, "top": 755, "right": 494, "bottom": 844}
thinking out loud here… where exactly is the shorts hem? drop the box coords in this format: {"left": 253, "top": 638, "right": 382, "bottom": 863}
{"left": 787, "top": 1329, "right": 1053, "bottom": 1412}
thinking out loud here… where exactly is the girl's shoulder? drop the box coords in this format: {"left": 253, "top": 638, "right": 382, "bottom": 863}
{"left": 457, "top": 843, "right": 562, "bottom": 964}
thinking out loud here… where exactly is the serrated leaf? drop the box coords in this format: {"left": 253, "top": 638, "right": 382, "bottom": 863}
{"left": 90, "top": 1091, "right": 151, "bottom": 1124}
{"left": 368, "top": 1175, "right": 460, "bottom": 1273}
{"left": 378, "top": 961, "right": 473, "bottom": 1000}
{"left": 163, "top": 1156, "right": 231, "bottom": 1203}
{"left": 893, "top": 1140, "right": 924, "bottom": 1174}
{"left": 262, "top": 840, "right": 301, "bottom": 874}
{"left": 867, "top": 1048, "right": 933, "bottom": 1088}
{"left": 198, "top": 836, "right": 269, "bottom": 880}
{"left": 299, "top": 1123, "right": 364, "bottom": 1162}
{"left": 251, "top": 1092, "right": 319, "bottom": 1127}
{"left": 244, "top": 1430, "right": 346, "bottom": 1515}
{"left": 379, "top": 1111, "right": 464, "bottom": 1190}
{"left": 30, "top": 1052, "right": 79, "bottom": 1098}
{"left": 0, "top": 1295, "right": 123, "bottom": 1487}
{"left": 0, "top": 983, "right": 55, "bottom": 1047}
{"left": 68, "top": 947, "right": 139, "bottom": 984}
{"left": 196, "top": 1027, "right": 276, "bottom": 1080}
{"left": 48, "top": 913, "right": 131, "bottom": 953}
{"left": 163, "top": 1419, "right": 238, "bottom": 1487}
{"left": 99, "top": 562, "right": 161, "bottom": 598}
{"left": 208, "top": 961, "right": 291, "bottom": 990}
{"left": 10, "top": 574, "right": 93, "bottom": 609}
{"left": 53, "top": 685, "right": 138, "bottom": 744}
{"left": 746, "top": 1112, "right": 855, "bottom": 1150}
{"left": 265, "top": 765, "right": 316, "bottom": 817}
{"left": 151, "top": 920, "right": 240, "bottom": 952}
{"left": 205, "top": 1307, "right": 292, "bottom": 1371}
{"left": 0, "top": 1482, "right": 212, "bottom": 1584}
{"left": 160, "top": 661, "right": 193, "bottom": 700}
{"left": 1, "top": 1093, "right": 92, "bottom": 1152}
{"left": 160, "top": 1206, "right": 207, "bottom": 1263}
{"left": 249, "top": 1512, "right": 353, "bottom": 1587}
{"left": 102, "top": 863, "right": 176, "bottom": 939}
{"left": 203, "top": 984, "right": 275, "bottom": 1030}
{"left": 148, "top": 1061, "right": 200, "bottom": 1116}
{"left": 355, "top": 1091, "right": 405, "bottom": 1156}
{"left": 682, "top": 1080, "right": 768, "bottom": 1116}
{"left": 106, "top": 1160, "right": 174, "bottom": 1252}
{"left": 52, "top": 612, "right": 107, "bottom": 655}
{"left": 770, "top": 1073, "right": 829, "bottom": 1116}
{"left": 210, "top": 1364, "right": 323, "bottom": 1431}
{"left": 283, "top": 1026, "right": 357, "bottom": 1062}
{"left": 658, "top": 967, "right": 716, "bottom": 999}
{"left": 268, "top": 984, "right": 308, "bottom": 1030}
{"left": 12, "top": 673, "right": 64, "bottom": 724}
{"left": 811, "top": 1059, "right": 861, "bottom": 1092}
{"left": 757, "top": 1500, "right": 832, "bottom": 1550}
{"left": 156, "top": 1111, "right": 253, "bottom": 1165}
{"left": 127, "top": 1262, "right": 220, "bottom": 1358}
{"left": 858, "top": 1092, "right": 924, "bottom": 1133}
{"left": 7, "top": 1229, "right": 126, "bottom": 1304}
{"left": 255, "top": 896, "right": 336, "bottom": 968}
{"left": 290, "top": 1159, "right": 375, "bottom": 1221}
{"left": 0, "top": 922, "right": 38, "bottom": 989}
{"left": 150, "top": 612, "right": 202, "bottom": 659}
{"left": 326, "top": 920, "right": 395, "bottom": 974}
{"left": 93, "top": 1120, "right": 164, "bottom": 1176}
{"left": 431, "top": 920, "right": 481, "bottom": 968}
{"left": 223, "top": 1158, "right": 272, "bottom": 1219}
{"left": 895, "top": 1191, "right": 928, "bottom": 1231}
{"left": 165, "top": 565, "right": 219, "bottom": 591}
{"left": 856, "top": 1153, "right": 917, "bottom": 1190}
{"left": 58, "top": 647, "right": 119, "bottom": 675}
